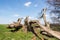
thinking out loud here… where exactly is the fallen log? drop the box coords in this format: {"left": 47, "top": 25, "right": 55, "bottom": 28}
{"left": 38, "top": 8, "right": 60, "bottom": 39}
{"left": 37, "top": 22, "right": 60, "bottom": 39}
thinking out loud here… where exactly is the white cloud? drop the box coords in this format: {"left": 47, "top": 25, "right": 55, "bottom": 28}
{"left": 46, "top": 14, "right": 49, "bottom": 17}
{"left": 13, "top": 14, "right": 19, "bottom": 17}
{"left": 23, "top": 16, "right": 38, "bottom": 21}
{"left": 24, "top": 2, "right": 32, "bottom": 7}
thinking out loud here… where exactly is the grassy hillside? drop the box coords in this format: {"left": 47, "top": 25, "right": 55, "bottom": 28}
{"left": 0, "top": 24, "right": 59, "bottom": 40}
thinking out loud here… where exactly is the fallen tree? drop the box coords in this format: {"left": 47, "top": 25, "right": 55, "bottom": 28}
{"left": 38, "top": 8, "right": 60, "bottom": 39}
{"left": 37, "top": 23, "right": 60, "bottom": 39}
{"left": 7, "top": 8, "right": 60, "bottom": 39}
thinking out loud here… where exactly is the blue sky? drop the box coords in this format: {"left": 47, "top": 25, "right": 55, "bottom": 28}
{"left": 0, "top": 0, "right": 51, "bottom": 24}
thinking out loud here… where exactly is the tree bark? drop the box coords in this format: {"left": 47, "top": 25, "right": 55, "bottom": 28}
{"left": 37, "top": 23, "right": 60, "bottom": 39}
{"left": 38, "top": 8, "right": 60, "bottom": 39}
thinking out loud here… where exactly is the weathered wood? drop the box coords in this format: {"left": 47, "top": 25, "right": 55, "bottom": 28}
{"left": 24, "top": 16, "right": 29, "bottom": 33}
{"left": 37, "top": 23, "right": 60, "bottom": 39}
{"left": 38, "top": 8, "right": 60, "bottom": 39}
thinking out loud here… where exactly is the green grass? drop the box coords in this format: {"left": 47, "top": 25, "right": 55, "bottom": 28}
{"left": 0, "top": 24, "right": 59, "bottom": 40}
{"left": 0, "top": 24, "right": 33, "bottom": 40}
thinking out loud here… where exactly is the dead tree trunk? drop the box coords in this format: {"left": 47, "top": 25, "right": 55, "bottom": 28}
{"left": 37, "top": 23, "right": 60, "bottom": 39}
{"left": 23, "top": 16, "right": 29, "bottom": 33}
{"left": 42, "top": 8, "right": 50, "bottom": 28}
{"left": 38, "top": 8, "right": 60, "bottom": 39}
